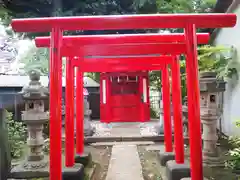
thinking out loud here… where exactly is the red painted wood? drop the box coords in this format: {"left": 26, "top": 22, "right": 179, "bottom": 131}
{"left": 171, "top": 57, "right": 184, "bottom": 163}
{"left": 79, "top": 64, "right": 164, "bottom": 72}
{"left": 111, "top": 95, "right": 139, "bottom": 122}
{"left": 62, "top": 43, "right": 186, "bottom": 57}
{"left": 34, "top": 33, "right": 210, "bottom": 47}
{"left": 106, "top": 76, "right": 111, "bottom": 123}
{"left": 162, "top": 64, "right": 173, "bottom": 152}
{"left": 73, "top": 56, "right": 173, "bottom": 67}
{"left": 49, "top": 27, "right": 62, "bottom": 180}
{"left": 104, "top": 74, "right": 140, "bottom": 122}
{"left": 138, "top": 75, "right": 144, "bottom": 122}
{"left": 65, "top": 57, "right": 75, "bottom": 167}
{"left": 185, "top": 24, "right": 203, "bottom": 180}
{"left": 76, "top": 68, "right": 84, "bottom": 154}
{"left": 145, "top": 74, "right": 150, "bottom": 121}
{"left": 12, "top": 14, "right": 236, "bottom": 32}
{"left": 99, "top": 74, "right": 104, "bottom": 123}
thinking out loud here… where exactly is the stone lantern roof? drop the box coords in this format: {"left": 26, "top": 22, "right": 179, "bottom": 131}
{"left": 199, "top": 71, "right": 226, "bottom": 93}
{"left": 20, "top": 70, "right": 49, "bottom": 100}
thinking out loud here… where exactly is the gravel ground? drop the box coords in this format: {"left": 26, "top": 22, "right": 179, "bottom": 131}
{"left": 138, "top": 145, "right": 163, "bottom": 180}
{"left": 88, "top": 145, "right": 112, "bottom": 180}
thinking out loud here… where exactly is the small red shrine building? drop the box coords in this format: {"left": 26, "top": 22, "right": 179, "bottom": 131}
{"left": 100, "top": 71, "right": 150, "bottom": 123}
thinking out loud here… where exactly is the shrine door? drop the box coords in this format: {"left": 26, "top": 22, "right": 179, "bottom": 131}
{"left": 110, "top": 75, "right": 140, "bottom": 122}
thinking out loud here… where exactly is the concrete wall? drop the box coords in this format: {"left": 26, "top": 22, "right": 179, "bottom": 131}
{"left": 214, "top": 6, "right": 240, "bottom": 136}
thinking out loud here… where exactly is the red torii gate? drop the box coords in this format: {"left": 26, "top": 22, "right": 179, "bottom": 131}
{"left": 36, "top": 40, "right": 181, "bottom": 161}
{"left": 11, "top": 13, "right": 236, "bottom": 180}
{"left": 34, "top": 34, "right": 207, "bottom": 169}
{"left": 34, "top": 32, "right": 209, "bottom": 166}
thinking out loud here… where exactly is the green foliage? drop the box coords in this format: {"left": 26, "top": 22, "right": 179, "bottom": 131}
{"left": 236, "top": 120, "right": 240, "bottom": 128}
{"left": 176, "top": 45, "right": 238, "bottom": 99}
{"left": 149, "top": 71, "right": 161, "bottom": 91}
{"left": 21, "top": 47, "right": 49, "bottom": 75}
{"left": 225, "top": 121, "right": 240, "bottom": 170}
{"left": 0, "top": 6, "right": 12, "bottom": 25}
{"left": 6, "top": 112, "right": 27, "bottom": 159}
{"left": 155, "top": 0, "right": 216, "bottom": 13}
{"left": 198, "top": 45, "right": 239, "bottom": 79}
{"left": 85, "top": 72, "right": 100, "bottom": 83}
{"left": 150, "top": 107, "right": 159, "bottom": 118}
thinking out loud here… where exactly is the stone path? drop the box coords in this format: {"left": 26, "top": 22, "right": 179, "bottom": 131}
{"left": 106, "top": 144, "right": 144, "bottom": 180}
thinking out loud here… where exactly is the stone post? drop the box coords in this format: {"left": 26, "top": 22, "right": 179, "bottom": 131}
{"left": 199, "top": 71, "right": 225, "bottom": 166}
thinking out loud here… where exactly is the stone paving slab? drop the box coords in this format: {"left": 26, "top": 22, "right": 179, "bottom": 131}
{"left": 91, "top": 141, "right": 154, "bottom": 146}
{"left": 91, "top": 121, "right": 160, "bottom": 137}
{"left": 106, "top": 144, "right": 144, "bottom": 180}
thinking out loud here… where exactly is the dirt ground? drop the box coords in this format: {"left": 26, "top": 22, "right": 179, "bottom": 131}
{"left": 85, "top": 145, "right": 112, "bottom": 180}
{"left": 138, "top": 145, "right": 163, "bottom": 180}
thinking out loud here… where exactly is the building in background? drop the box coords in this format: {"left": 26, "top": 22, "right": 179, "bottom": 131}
{"left": 212, "top": 0, "right": 240, "bottom": 136}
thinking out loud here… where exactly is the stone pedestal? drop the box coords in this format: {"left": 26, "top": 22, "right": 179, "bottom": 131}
{"left": 10, "top": 163, "right": 84, "bottom": 180}
{"left": 158, "top": 152, "right": 175, "bottom": 166}
{"left": 75, "top": 152, "right": 92, "bottom": 167}
{"left": 201, "top": 114, "right": 224, "bottom": 166}
{"left": 166, "top": 160, "right": 191, "bottom": 180}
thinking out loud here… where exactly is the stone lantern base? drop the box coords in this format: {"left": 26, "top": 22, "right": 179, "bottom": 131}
{"left": 203, "top": 155, "right": 225, "bottom": 167}
{"left": 10, "top": 160, "right": 84, "bottom": 180}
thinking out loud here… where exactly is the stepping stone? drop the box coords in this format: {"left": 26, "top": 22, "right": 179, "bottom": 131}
{"left": 106, "top": 144, "right": 144, "bottom": 180}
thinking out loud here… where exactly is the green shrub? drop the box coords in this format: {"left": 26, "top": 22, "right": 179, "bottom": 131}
{"left": 6, "top": 112, "right": 27, "bottom": 159}
{"left": 225, "top": 148, "right": 240, "bottom": 170}
{"left": 225, "top": 120, "right": 240, "bottom": 170}
{"left": 150, "top": 107, "right": 159, "bottom": 118}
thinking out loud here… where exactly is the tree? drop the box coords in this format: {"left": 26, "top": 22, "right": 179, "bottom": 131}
{"left": 85, "top": 72, "right": 100, "bottom": 83}
{"left": 134, "top": 0, "right": 216, "bottom": 13}
{"left": 20, "top": 46, "right": 50, "bottom": 75}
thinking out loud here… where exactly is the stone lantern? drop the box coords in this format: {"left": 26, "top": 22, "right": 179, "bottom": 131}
{"left": 11, "top": 70, "right": 49, "bottom": 179}
{"left": 157, "top": 100, "right": 174, "bottom": 134}
{"left": 73, "top": 89, "right": 95, "bottom": 136}
{"left": 199, "top": 71, "right": 225, "bottom": 166}
{"left": 83, "top": 90, "right": 95, "bottom": 136}
{"left": 182, "top": 97, "right": 189, "bottom": 137}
